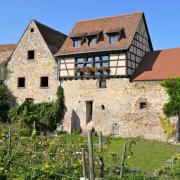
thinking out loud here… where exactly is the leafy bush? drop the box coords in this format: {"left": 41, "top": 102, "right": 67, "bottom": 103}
{"left": 156, "top": 153, "right": 180, "bottom": 179}
{"left": 159, "top": 116, "right": 175, "bottom": 140}
{"left": 8, "top": 86, "right": 65, "bottom": 132}
{"left": 161, "top": 78, "right": 180, "bottom": 117}
{"left": 2, "top": 57, "right": 10, "bottom": 81}
{"left": 0, "top": 84, "right": 16, "bottom": 123}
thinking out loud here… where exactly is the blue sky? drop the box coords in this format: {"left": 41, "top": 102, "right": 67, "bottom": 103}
{"left": 0, "top": 0, "right": 180, "bottom": 50}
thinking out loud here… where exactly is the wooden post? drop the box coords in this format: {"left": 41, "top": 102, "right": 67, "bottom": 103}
{"left": 120, "top": 144, "right": 126, "bottom": 179}
{"left": 98, "top": 131, "right": 104, "bottom": 179}
{"left": 98, "top": 131, "right": 102, "bottom": 148}
{"left": 88, "top": 130, "right": 95, "bottom": 180}
{"left": 82, "top": 148, "right": 86, "bottom": 178}
{"left": 176, "top": 113, "right": 180, "bottom": 142}
{"left": 7, "top": 129, "right": 11, "bottom": 156}
{"left": 33, "top": 121, "right": 36, "bottom": 131}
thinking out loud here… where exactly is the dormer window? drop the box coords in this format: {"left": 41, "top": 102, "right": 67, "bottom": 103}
{"left": 73, "top": 39, "right": 81, "bottom": 48}
{"left": 109, "top": 34, "right": 119, "bottom": 44}
{"left": 106, "top": 28, "right": 125, "bottom": 44}
{"left": 88, "top": 36, "right": 97, "bottom": 46}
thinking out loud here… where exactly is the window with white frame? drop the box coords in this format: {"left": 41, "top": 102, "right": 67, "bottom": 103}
{"left": 88, "top": 36, "right": 97, "bottom": 46}
{"left": 75, "top": 55, "right": 109, "bottom": 76}
{"left": 73, "top": 39, "right": 81, "bottom": 48}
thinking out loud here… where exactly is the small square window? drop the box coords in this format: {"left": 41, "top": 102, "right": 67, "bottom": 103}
{"left": 30, "top": 28, "right": 34, "bottom": 32}
{"left": 99, "top": 79, "right": 106, "bottom": 88}
{"left": 73, "top": 39, "right": 81, "bottom": 48}
{"left": 140, "top": 102, "right": 147, "bottom": 109}
{"left": 18, "top": 77, "right": 25, "bottom": 88}
{"left": 40, "top": 77, "right": 49, "bottom": 88}
{"left": 28, "top": 50, "right": 35, "bottom": 60}
{"left": 25, "top": 98, "right": 34, "bottom": 102}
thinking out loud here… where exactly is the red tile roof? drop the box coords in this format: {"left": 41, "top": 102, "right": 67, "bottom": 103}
{"left": 132, "top": 48, "right": 180, "bottom": 81}
{"left": 57, "top": 12, "right": 144, "bottom": 56}
{"left": 0, "top": 44, "right": 16, "bottom": 52}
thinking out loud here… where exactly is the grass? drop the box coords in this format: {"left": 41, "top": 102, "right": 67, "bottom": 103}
{"left": 108, "top": 137, "right": 180, "bottom": 173}
{"left": 59, "top": 134, "right": 180, "bottom": 173}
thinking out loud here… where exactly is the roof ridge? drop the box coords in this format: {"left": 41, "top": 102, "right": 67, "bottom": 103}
{"left": 0, "top": 44, "right": 16, "bottom": 46}
{"left": 147, "top": 47, "right": 180, "bottom": 53}
{"left": 77, "top": 11, "right": 144, "bottom": 23}
{"left": 33, "top": 19, "right": 67, "bottom": 37}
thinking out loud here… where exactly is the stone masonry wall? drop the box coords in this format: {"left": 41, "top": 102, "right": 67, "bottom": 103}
{"left": 6, "top": 21, "right": 59, "bottom": 104}
{"left": 62, "top": 78, "right": 171, "bottom": 141}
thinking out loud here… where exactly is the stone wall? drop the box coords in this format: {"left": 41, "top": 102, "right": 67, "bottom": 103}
{"left": 62, "top": 78, "right": 172, "bottom": 141}
{"left": 6, "top": 21, "right": 59, "bottom": 104}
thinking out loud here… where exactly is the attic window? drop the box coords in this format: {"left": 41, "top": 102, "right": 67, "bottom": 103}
{"left": 28, "top": 50, "right": 35, "bottom": 60}
{"left": 30, "top": 28, "right": 34, "bottom": 32}
{"left": 106, "top": 28, "right": 124, "bottom": 44}
{"left": 109, "top": 34, "right": 119, "bottom": 44}
{"left": 73, "top": 39, "right": 81, "bottom": 48}
{"left": 88, "top": 36, "right": 97, "bottom": 46}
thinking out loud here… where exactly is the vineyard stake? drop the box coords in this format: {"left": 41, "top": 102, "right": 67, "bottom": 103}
{"left": 33, "top": 121, "right": 36, "bottom": 131}
{"left": 88, "top": 130, "right": 95, "bottom": 180}
{"left": 98, "top": 131, "right": 102, "bottom": 148}
{"left": 120, "top": 144, "right": 126, "bottom": 179}
{"left": 98, "top": 131, "right": 104, "bottom": 179}
{"left": 82, "top": 148, "right": 86, "bottom": 178}
{"left": 7, "top": 129, "right": 11, "bottom": 156}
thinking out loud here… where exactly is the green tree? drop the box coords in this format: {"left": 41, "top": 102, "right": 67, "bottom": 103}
{"left": 161, "top": 78, "right": 180, "bottom": 141}
{"left": 0, "top": 84, "right": 16, "bottom": 122}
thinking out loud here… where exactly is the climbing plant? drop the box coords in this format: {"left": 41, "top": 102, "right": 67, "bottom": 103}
{"left": 161, "top": 78, "right": 180, "bottom": 141}
{"left": 2, "top": 57, "right": 10, "bottom": 81}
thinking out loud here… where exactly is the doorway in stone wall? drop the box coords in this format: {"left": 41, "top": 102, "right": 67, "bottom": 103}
{"left": 86, "top": 101, "right": 93, "bottom": 124}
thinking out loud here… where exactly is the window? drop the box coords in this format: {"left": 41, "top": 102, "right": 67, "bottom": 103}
{"left": 88, "top": 37, "right": 97, "bottom": 46}
{"left": 73, "top": 39, "right": 81, "bottom": 48}
{"left": 86, "top": 101, "right": 93, "bottom": 124}
{"left": 25, "top": 98, "right": 34, "bottom": 102}
{"left": 18, "top": 77, "right": 25, "bottom": 88}
{"left": 30, "top": 28, "right": 34, "bottom": 32}
{"left": 112, "top": 123, "right": 119, "bottom": 135}
{"left": 140, "top": 102, "right": 147, "bottom": 109}
{"left": 28, "top": 50, "right": 35, "bottom": 60}
{"left": 98, "top": 79, "right": 106, "bottom": 88}
{"left": 109, "top": 34, "right": 119, "bottom": 44}
{"left": 75, "top": 56, "right": 110, "bottom": 76}
{"left": 40, "top": 77, "right": 49, "bottom": 88}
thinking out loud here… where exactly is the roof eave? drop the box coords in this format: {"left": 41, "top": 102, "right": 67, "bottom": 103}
{"left": 55, "top": 47, "right": 128, "bottom": 57}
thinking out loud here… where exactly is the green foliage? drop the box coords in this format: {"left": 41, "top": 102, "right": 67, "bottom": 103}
{"left": 8, "top": 86, "right": 65, "bottom": 132}
{"left": 0, "top": 84, "right": 16, "bottom": 122}
{"left": 2, "top": 57, "right": 10, "bottom": 81}
{"left": 55, "top": 86, "right": 65, "bottom": 121}
{"left": 156, "top": 153, "right": 180, "bottom": 179}
{"left": 161, "top": 78, "right": 180, "bottom": 117}
{"left": 159, "top": 116, "right": 175, "bottom": 140}
{"left": 0, "top": 123, "right": 180, "bottom": 179}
